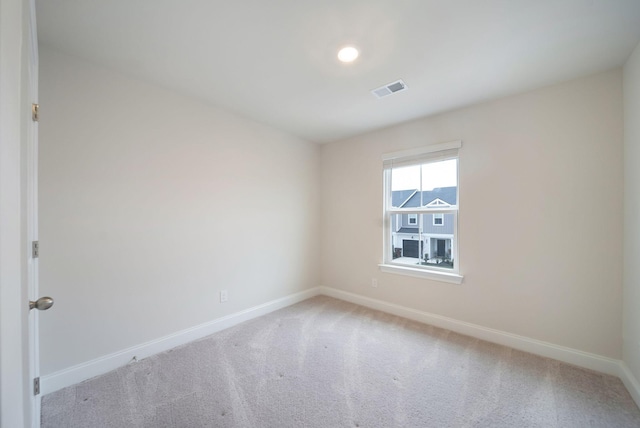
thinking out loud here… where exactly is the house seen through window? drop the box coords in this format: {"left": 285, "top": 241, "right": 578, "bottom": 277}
{"left": 382, "top": 141, "right": 460, "bottom": 279}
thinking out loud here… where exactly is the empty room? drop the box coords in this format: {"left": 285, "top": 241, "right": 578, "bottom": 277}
{"left": 3, "top": 0, "right": 640, "bottom": 427}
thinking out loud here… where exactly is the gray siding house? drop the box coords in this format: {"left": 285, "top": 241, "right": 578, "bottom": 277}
{"left": 391, "top": 186, "right": 456, "bottom": 264}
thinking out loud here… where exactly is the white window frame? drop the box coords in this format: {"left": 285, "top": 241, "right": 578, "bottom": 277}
{"left": 380, "top": 140, "right": 463, "bottom": 284}
{"left": 408, "top": 214, "right": 418, "bottom": 225}
{"left": 433, "top": 213, "right": 444, "bottom": 226}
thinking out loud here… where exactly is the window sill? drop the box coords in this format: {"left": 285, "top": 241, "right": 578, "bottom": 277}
{"left": 378, "top": 264, "right": 464, "bottom": 284}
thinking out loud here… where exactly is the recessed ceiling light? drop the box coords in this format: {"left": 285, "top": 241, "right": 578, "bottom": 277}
{"left": 337, "top": 46, "right": 359, "bottom": 63}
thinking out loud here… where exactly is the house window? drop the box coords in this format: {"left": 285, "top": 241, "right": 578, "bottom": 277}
{"left": 380, "top": 141, "right": 462, "bottom": 284}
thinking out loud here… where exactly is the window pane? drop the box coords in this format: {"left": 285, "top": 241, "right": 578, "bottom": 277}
{"left": 389, "top": 213, "right": 455, "bottom": 269}
{"left": 391, "top": 159, "right": 457, "bottom": 208}
{"left": 423, "top": 214, "right": 455, "bottom": 269}
{"left": 385, "top": 151, "right": 459, "bottom": 274}
{"left": 419, "top": 213, "right": 454, "bottom": 234}
{"left": 391, "top": 165, "right": 420, "bottom": 208}
{"left": 421, "top": 159, "right": 457, "bottom": 192}
{"left": 390, "top": 228, "right": 425, "bottom": 267}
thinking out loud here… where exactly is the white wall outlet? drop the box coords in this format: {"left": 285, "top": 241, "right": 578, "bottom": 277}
{"left": 371, "top": 278, "right": 378, "bottom": 288}
{"left": 220, "top": 289, "right": 228, "bottom": 303}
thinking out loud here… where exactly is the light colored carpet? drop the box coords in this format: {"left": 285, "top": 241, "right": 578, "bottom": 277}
{"left": 41, "top": 296, "right": 640, "bottom": 427}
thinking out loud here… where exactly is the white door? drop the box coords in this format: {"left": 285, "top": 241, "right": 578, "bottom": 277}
{"left": 26, "top": 1, "right": 45, "bottom": 426}
{"left": 0, "top": 0, "right": 40, "bottom": 427}
{"left": 27, "top": 11, "right": 42, "bottom": 424}
{"left": 25, "top": 0, "right": 53, "bottom": 428}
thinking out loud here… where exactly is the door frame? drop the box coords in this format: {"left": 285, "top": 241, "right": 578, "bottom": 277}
{"left": 0, "top": 0, "right": 38, "bottom": 426}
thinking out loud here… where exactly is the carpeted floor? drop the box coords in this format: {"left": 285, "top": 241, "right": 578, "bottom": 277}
{"left": 41, "top": 296, "right": 640, "bottom": 427}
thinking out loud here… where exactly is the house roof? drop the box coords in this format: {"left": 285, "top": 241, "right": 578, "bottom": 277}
{"left": 397, "top": 227, "right": 419, "bottom": 234}
{"left": 392, "top": 189, "right": 417, "bottom": 207}
{"left": 395, "top": 187, "right": 457, "bottom": 207}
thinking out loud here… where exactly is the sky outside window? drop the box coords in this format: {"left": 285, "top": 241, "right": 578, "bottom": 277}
{"left": 391, "top": 159, "right": 457, "bottom": 191}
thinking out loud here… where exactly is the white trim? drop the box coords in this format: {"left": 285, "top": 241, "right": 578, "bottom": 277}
{"left": 619, "top": 362, "right": 640, "bottom": 408}
{"left": 379, "top": 264, "right": 463, "bottom": 284}
{"left": 40, "top": 287, "right": 322, "bottom": 395}
{"left": 37, "top": 285, "right": 640, "bottom": 410}
{"left": 433, "top": 213, "right": 444, "bottom": 226}
{"left": 426, "top": 198, "right": 450, "bottom": 207}
{"left": 422, "top": 233, "right": 454, "bottom": 239}
{"left": 389, "top": 207, "right": 458, "bottom": 214}
{"left": 382, "top": 140, "right": 462, "bottom": 161}
{"left": 319, "top": 286, "right": 623, "bottom": 378}
{"left": 618, "top": 361, "right": 640, "bottom": 407}
{"left": 397, "top": 190, "right": 418, "bottom": 208}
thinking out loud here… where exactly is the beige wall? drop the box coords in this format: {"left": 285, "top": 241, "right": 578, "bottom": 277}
{"left": 321, "top": 70, "right": 624, "bottom": 358}
{"left": 39, "top": 43, "right": 629, "bottom": 375}
{"left": 38, "top": 48, "right": 320, "bottom": 375}
{"left": 624, "top": 41, "right": 640, "bottom": 380}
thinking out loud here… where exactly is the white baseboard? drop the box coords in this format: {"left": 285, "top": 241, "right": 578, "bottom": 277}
{"left": 618, "top": 362, "right": 640, "bottom": 408}
{"left": 319, "top": 286, "right": 623, "bottom": 377}
{"left": 41, "top": 287, "right": 321, "bottom": 395}
{"left": 321, "top": 286, "right": 640, "bottom": 407}
{"left": 41, "top": 284, "right": 640, "bottom": 410}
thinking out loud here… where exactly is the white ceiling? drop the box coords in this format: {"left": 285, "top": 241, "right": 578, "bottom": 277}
{"left": 36, "top": 0, "right": 640, "bottom": 143}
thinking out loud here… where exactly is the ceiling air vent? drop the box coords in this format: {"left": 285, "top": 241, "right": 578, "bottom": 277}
{"left": 371, "top": 79, "right": 408, "bottom": 99}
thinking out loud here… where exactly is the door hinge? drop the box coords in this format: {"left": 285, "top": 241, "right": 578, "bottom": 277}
{"left": 32, "top": 103, "right": 39, "bottom": 122}
{"left": 32, "top": 241, "right": 39, "bottom": 258}
{"left": 33, "top": 377, "right": 40, "bottom": 396}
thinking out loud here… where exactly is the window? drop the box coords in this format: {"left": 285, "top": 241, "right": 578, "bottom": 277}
{"left": 380, "top": 141, "right": 462, "bottom": 284}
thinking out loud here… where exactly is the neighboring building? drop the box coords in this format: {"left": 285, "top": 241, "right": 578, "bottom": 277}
{"left": 391, "top": 186, "right": 456, "bottom": 264}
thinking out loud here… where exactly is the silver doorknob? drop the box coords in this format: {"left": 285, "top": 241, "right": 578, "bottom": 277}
{"left": 29, "top": 297, "right": 54, "bottom": 311}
